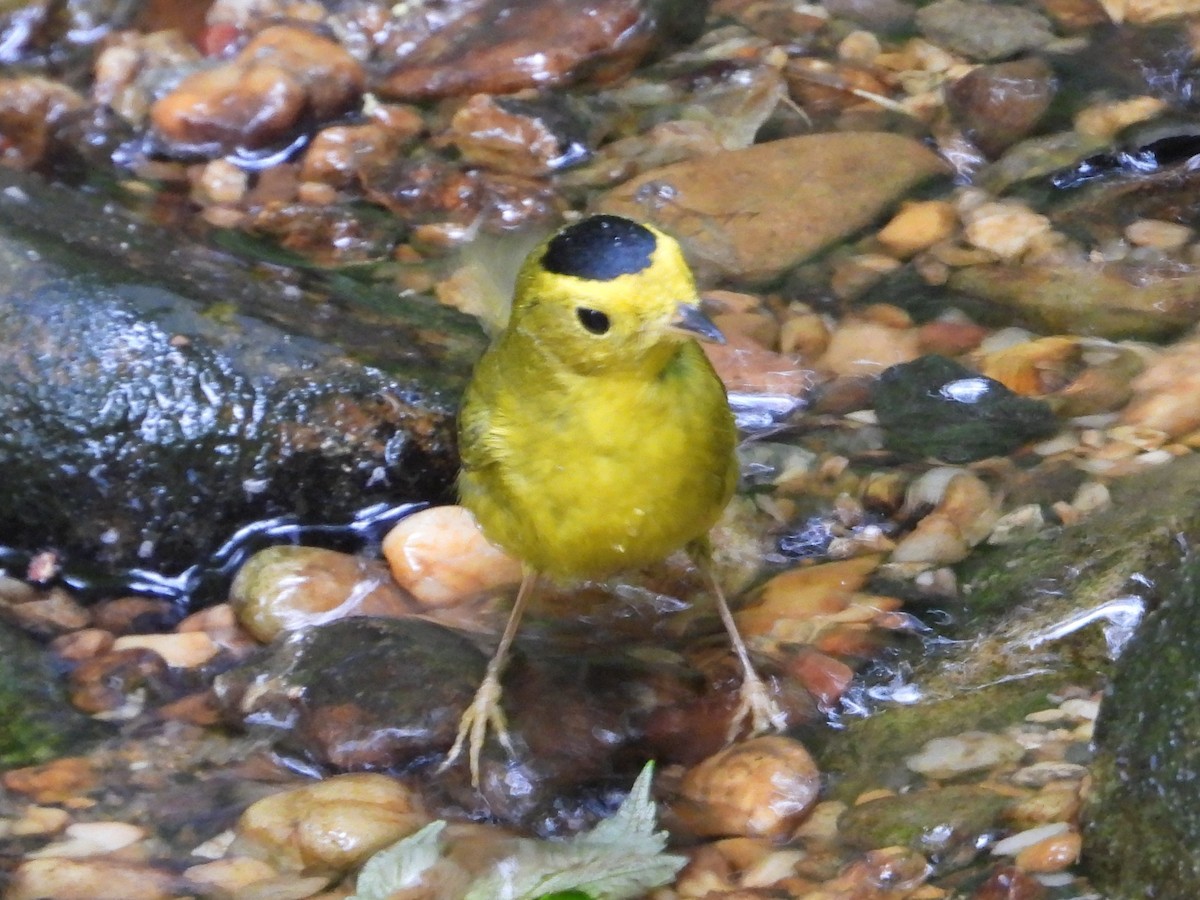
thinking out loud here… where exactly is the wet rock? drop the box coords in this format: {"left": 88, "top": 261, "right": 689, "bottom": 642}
{"left": 150, "top": 25, "right": 364, "bottom": 155}
{"left": 67, "top": 647, "right": 174, "bottom": 717}
{"left": 598, "top": 133, "right": 949, "bottom": 282}
{"left": 231, "top": 772, "right": 427, "bottom": 874}
{"left": 1086, "top": 555, "right": 1200, "bottom": 897}
{"left": 381, "top": 506, "right": 522, "bottom": 609}
{"left": 0, "top": 77, "right": 85, "bottom": 170}
{"left": 6, "top": 858, "right": 180, "bottom": 900}
{"left": 915, "top": 0, "right": 1055, "bottom": 61}
{"left": 839, "top": 786, "right": 1011, "bottom": 870}
{"left": 0, "top": 624, "right": 98, "bottom": 767}
{"left": 906, "top": 730, "right": 1026, "bottom": 780}
{"left": 2, "top": 756, "right": 97, "bottom": 804}
{"left": 823, "top": 0, "right": 916, "bottom": 30}
{"left": 947, "top": 263, "right": 1200, "bottom": 341}
{"left": 1121, "top": 337, "right": 1200, "bottom": 437}
{"left": 0, "top": 165, "right": 479, "bottom": 572}
{"left": 230, "top": 545, "right": 419, "bottom": 643}
{"left": 377, "top": 0, "right": 709, "bottom": 101}
{"left": 871, "top": 355, "right": 1059, "bottom": 463}
{"left": 299, "top": 119, "right": 418, "bottom": 190}
{"left": 673, "top": 736, "right": 821, "bottom": 839}
{"left": 946, "top": 59, "right": 1058, "bottom": 158}
{"left": 972, "top": 865, "right": 1049, "bottom": 899}
{"left": 111, "top": 632, "right": 221, "bottom": 669}
{"left": 0, "top": 0, "right": 140, "bottom": 70}
{"left": 877, "top": 200, "right": 959, "bottom": 258}
{"left": 446, "top": 94, "right": 593, "bottom": 177}
{"left": 817, "top": 318, "right": 922, "bottom": 377}
{"left": 214, "top": 616, "right": 487, "bottom": 769}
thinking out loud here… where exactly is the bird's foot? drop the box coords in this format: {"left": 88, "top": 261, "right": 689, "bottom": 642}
{"left": 437, "top": 671, "right": 516, "bottom": 787}
{"left": 726, "top": 663, "right": 787, "bottom": 744}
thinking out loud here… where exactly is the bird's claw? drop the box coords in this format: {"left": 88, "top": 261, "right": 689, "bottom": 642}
{"left": 726, "top": 665, "right": 787, "bottom": 744}
{"left": 438, "top": 671, "right": 515, "bottom": 787}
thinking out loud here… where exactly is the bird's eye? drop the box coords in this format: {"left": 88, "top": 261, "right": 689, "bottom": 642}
{"left": 576, "top": 307, "right": 611, "bottom": 335}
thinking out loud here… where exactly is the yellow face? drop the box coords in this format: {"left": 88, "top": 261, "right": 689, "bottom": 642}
{"left": 507, "top": 216, "right": 703, "bottom": 375}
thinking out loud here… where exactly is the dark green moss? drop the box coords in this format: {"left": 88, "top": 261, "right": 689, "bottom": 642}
{"left": 1085, "top": 555, "right": 1200, "bottom": 897}
{"left": 0, "top": 624, "right": 99, "bottom": 767}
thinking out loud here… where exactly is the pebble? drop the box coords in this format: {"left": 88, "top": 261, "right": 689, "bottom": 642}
{"left": 1009, "top": 761, "right": 1089, "bottom": 787}
{"left": 736, "top": 555, "right": 881, "bottom": 640}
{"left": 378, "top": 0, "right": 692, "bottom": 100}
{"left": 3, "top": 757, "right": 98, "bottom": 804}
{"left": 906, "top": 730, "right": 1026, "bottom": 779}
{"left": 28, "top": 821, "right": 145, "bottom": 858}
{"left": 230, "top": 545, "right": 416, "bottom": 642}
{"left": 231, "top": 772, "right": 428, "bottom": 874}
{"left": 8, "top": 805, "right": 72, "bottom": 837}
{"left": 382, "top": 505, "right": 523, "bottom": 608}
{"left": 1073, "top": 95, "right": 1168, "bottom": 139}
{"left": 1014, "top": 828, "right": 1081, "bottom": 872}
{"left": 2, "top": 588, "right": 91, "bottom": 636}
{"left": 945, "top": 58, "right": 1058, "bottom": 156}
{"left": 962, "top": 201, "right": 1052, "bottom": 259}
{"left": 182, "top": 857, "right": 282, "bottom": 895}
{"left": 5, "top": 858, "right": 179, "bottom": 900}
{"left": 674, "top": 736, "right": 822, "bottom": 839}
{"left": 817, "top": 319, "right": 922, "bottom": 377}
{"left": 987, "top": 504, "right": 1046, "bottom": 545}
{"left": 876, "top": 200, "right": 958, "bottom": 257}
{"left": 50, "top": 628, "right": 116, "bottom": 661}
{"left": 111, "top": 632, "right": 220, "bottom": 668}
{"left": 1124, "top": 218, "right": 1193, "bottom": 250}
{"left": 915, "top": 0, "right": 1055, "bottom": 60}
{"left": 994, "top": 823, "right": 1078, "bottom": 868}
{"left": 151, "top": 25, "right": 363, "bottom": 152}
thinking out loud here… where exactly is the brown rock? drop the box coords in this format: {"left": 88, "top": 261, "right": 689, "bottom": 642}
{"left": 232, "top": 772, "right": 428, "bottom": 873}
{"left": 300, "top": 122, "right": 403, "bottom": 189}
{"left": 230, "top": 545, "right": 418, "bottom": 642}
{"left": 377, "top": 0, "right": 701, "bottom": 101}
{"left": 151, "top": 25, "right": 363, "bottom": 153}
{"left": 68, "top": 648, "right": 171, "bottom": 715}
{"left": 599, "top": 133, "right": 948, "bottom": 282}
{"left": 3, "top": 757, "right": 98, "bottom": 804}
{"left": 3, "top": 587, "right": 91, "bottom": 636}
{"left": 674, "top": 736, "right": 822, "bottom": 838}
{"left": 6, "top": 858, "right": 179, "bottom": 900}
{"left": 946, "top": 58, "right": 1057, "bottom": 157}
{"left": 948, "top": 264, "right": 1200, "bottom": 340}
{"left": 446, "top": 94, "right": 588, "bottom": 177}
{"left": 91, "top": 597, "right": 175, "bottom": 635}
{"left": 50, "top": 628, "right": 116, "bottom": 661}
{"left": 0, "top": 77, "right": 85, "bottom": 170}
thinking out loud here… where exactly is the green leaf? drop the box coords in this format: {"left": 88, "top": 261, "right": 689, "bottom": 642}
{"left": 349, "top": 762, "right": 683, "bottom": 900}
{"left": 462, "top": 762, "right": 685, "bottom": 900}
{"left": 350, "top": 820, "right": 446, "bottom": 900}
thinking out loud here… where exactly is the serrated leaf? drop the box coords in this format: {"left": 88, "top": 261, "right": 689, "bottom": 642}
{"left": 462, "top": 762, "right": 685, "bottom": 900}
{"left": 350, "top": 820, "right": 446, "bottom": 900}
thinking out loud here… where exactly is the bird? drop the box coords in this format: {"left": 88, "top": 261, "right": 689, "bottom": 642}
{"left": 439, "top": 213, "right": 786, "bottom": 785}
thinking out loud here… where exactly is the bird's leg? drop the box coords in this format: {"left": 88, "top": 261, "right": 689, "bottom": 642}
{"left": 691, "top": 540, "right": 787, "bottom": 742}
{"left": 438, "top": 567, "right": 538, "bottom": 786}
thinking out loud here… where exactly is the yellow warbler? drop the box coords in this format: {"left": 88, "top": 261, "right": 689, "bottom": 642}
{"left": 441, "top": 214, "right": 785, "bottom": 785}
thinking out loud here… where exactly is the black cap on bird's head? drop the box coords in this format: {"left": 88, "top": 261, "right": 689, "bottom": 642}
{"left": 540, "top": 215, "right": 657, "bottom": 282}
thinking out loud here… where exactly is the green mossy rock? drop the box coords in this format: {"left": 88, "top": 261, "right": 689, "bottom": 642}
{"left": 871, "top": 355, "right": 1058, "bottom": 462}
{"left": 1085, "top": 555, "right": 1200, "bottom": 897}
{"left": 0, "top": 622, "right": 98, "bottom": 767}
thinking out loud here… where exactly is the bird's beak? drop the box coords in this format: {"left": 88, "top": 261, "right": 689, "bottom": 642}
{"left": 671, "top": 302, "right": 726, "bottom": 344}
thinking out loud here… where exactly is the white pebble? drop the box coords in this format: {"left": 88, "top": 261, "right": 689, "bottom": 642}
{"left": 29, "top": 821, "right": 145, "bottom": 858}
{"left": 991, "top": 822, "right": 1070, "bottom": 856}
